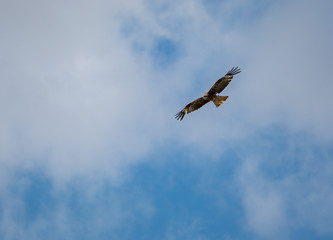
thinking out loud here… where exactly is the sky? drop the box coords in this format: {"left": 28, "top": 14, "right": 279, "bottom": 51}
{"left": 0, "top": 0, "right": 333, "bottom": 239}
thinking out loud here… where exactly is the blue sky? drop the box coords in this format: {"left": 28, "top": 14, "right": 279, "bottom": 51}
{"left": 1, "top": 0, "right": 333, "bottom": 239}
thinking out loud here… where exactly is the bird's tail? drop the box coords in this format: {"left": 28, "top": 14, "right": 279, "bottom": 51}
{"left": 212, "top": 96, "right": 228, "bottom": 107}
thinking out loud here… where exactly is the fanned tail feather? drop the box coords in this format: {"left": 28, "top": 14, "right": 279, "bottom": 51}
{"left": 212, "top": 96, "right": 228, "bottom": 107}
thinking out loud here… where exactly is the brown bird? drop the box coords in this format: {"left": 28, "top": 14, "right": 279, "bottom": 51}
{"left": 175, "top": 67, "right": 241, "bottom": 121}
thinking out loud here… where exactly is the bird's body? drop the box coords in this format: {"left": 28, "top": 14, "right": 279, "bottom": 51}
{"left": 175, "top": 67, "right": 241, "bottom": 121}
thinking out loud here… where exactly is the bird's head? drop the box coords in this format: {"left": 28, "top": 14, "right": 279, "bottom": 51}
{"left": 202, "top": 92, "right": 209, "bottom": 100}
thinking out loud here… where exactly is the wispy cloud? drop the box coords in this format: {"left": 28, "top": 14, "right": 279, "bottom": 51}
{"left": 0, "top": 0, "right": 332, "bottom": 239}
{"left": 236, "top": 129, "right": 333, "bottom": 239}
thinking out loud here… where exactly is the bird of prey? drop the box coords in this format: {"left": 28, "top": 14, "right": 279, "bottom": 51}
{"left": 175, "top": 67, "right": 241, "bottom": 121}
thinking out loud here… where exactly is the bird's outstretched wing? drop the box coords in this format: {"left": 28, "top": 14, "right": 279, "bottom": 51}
{"left": 208, "top": 67, "right": 241, "bottom": 95}
{"left": 175, "top": 97, "right": 210, "bottom": 121}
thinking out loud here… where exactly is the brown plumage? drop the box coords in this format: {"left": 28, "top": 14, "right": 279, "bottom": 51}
{"left": 175, "top": 67, "right": 241, "bottom": 121}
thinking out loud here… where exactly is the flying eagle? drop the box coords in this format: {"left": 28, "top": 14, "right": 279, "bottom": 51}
{"left": 175, "top": 67, "right": 241, "bottom": 121}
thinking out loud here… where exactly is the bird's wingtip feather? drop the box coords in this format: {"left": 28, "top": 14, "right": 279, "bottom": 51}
{"left": 175, "top": 111, "right": 185, "bottom": 121}
{"left": 227, "top": 66, "right": 241, "bottom": 75}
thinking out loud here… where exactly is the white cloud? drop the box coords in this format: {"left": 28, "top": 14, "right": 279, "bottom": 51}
{"left": 233, "top": 0, "right": 333, "bottom": 140}
{"left": 0, "top": 0, "right": 333, "bottom": 239}
{"left": 0, "top": 170, "right": 156, "bottom": 239}
{"left": 0, "top": 0, "right": 167, "bottom": 182}
{"left": 164, "top": 218, "right": 208, "bottom": 240}
{"left": 238, "top": 158, "right": 287, "bottom": 238}
{"left": 231, "top": 3, "right": 333, "bottom": 235}
{"left": 237, "top": 137, "right": 333, "bottom": 239}
{"left": 0, "top": 0, "right": 271, "bottom": 181}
